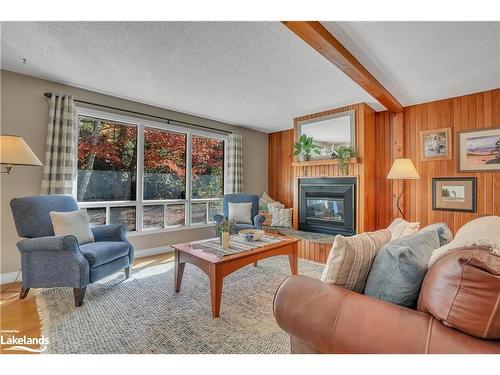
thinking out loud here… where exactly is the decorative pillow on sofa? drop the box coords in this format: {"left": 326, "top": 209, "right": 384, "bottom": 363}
{"left": 270, "top": 204, "right": 292, "bottom": 228}
{"left": 427, "top": 215, "right": 500, "bottom": 267}
{"left": 387, "top": 218, "right": 420, "bottom": 240}
{"left": 364, "top": 229, "right": 440, "bottom": 308}
{"left": 419, "top": 222, "right": 453, "bottom": 247}
{"left": 321, "top": 229, "right": 391, "bottom": 293}
{"left": 259, "top": 192, "right": 276, "bottom": 211}
{"left": 228, "top": 202, "right": 253, "bottom": 224}
{"left": 259, "top": 210, "right": 273, "bottom": 226}
{"left": 49, "top": 209, "right": 95, "bottom": 244}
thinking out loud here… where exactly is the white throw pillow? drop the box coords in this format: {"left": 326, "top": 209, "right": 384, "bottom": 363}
{"left": 228, "top": 202, "right": 253, "bottom": 224}
{"left": 50, "top": 210, "right": 95, "bottom": 244}
{"left": 387, "top": 218, "right": 420, "bottom": 240}
{"left": 428, "top": 216, "right": 500, "bottom": 267}
{"left": 259, "top": 192, "right": 276, "bottom": 211}
{"left": 270, "top": 206, "right": 293, "bottom": 228}
{"left": 267, "top": 201, "right": 284, "bottom": 211}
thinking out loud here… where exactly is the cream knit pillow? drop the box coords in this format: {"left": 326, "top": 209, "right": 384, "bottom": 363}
{"left": 387, "top": 218, "right": 420, "bottom": 240}
{"left": 321, "top": 229, "right": 392, "bottom": 292}
{"left": 50, "top": 210, "right": 95, "bottom": 244}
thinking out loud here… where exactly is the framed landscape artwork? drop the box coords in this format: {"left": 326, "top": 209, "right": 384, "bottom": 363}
{"left": 458, "top": 127, "right": 500, "bottom": 172}
{"left": 419, "top": 127, "right": 452, "bottom": 161}
{"left": 432, "top": 177, "right": 476, "bottom": 212}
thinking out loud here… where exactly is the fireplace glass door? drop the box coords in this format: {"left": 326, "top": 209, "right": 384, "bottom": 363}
{"left": 305, "top": 198, "right": 345, "bottom": 225}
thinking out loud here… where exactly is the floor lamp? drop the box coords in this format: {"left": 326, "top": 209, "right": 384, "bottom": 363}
{"left": 0, "top": 135, "right": 43, "bottom": 174}
{"left": 386, "top": 159, "right": 420, "bottom": 220}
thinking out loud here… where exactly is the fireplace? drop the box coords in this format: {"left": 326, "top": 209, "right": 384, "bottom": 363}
{"left": 299, "top": 177, "right": 356, "bottom": 236}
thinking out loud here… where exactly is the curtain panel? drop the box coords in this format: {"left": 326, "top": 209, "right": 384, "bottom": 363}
{"left": 40, "top": 94, "right": 77, "bottom": 194}
{"left": 225, "top": 133, "right": 243, "bottom": 194}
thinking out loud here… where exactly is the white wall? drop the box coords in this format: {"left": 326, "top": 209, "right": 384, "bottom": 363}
{"left": 0, "top": 70, "right": 268, "bottom": 274}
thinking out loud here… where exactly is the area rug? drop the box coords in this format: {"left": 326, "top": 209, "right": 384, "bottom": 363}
{"left": 36, "top": 256, "right": 323, "bottom": 354}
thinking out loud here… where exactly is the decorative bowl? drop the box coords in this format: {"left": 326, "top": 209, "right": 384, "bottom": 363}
{"left": 238, "top": 229, "right": 265, "bottom": 241}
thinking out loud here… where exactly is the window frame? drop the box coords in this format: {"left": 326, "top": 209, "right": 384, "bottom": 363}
{"left": 74, "top": 107, "right": 228, "bottom": 235}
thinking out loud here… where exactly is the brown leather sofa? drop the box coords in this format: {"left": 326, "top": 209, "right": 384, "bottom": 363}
{"left": 273, "top": 246, "right": 500, "bottom": 353}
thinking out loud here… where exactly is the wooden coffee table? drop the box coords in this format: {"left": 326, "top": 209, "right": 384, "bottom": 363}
{"left": 171, "top": 235, "right": 299, "bottom": 318}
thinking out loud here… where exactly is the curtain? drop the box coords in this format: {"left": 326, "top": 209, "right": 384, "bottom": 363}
{"left": 40, "top": 94, "right": 77, "bottom": 194}
{"left": 225, "top": 133, "right": 243, "bottom": 194}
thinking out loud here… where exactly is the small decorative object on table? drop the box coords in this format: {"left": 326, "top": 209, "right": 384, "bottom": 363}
{"left": 239, "top": 229, "right": 265, "bottom": 241}
{"left": 216, "top": 219, "right": 234, "bottom": 250}
{"left": 332, "top": 145, "right": 357, "bottom": 175}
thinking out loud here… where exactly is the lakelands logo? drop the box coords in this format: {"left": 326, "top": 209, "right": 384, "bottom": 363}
{"left": 1, "top": 329, "right": 49, "bottom": 353}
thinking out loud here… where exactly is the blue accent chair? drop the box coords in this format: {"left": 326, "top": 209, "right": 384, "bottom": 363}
{"left": 213, "top": 194, "right": 265, "bottom": 233}
{"left": 10, "top": 195, "right": 134, "bottom": 307}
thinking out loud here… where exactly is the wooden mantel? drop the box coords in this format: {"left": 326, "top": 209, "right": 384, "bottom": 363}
{"left": 291, "top": 157, "right": 359, "bottom": 167}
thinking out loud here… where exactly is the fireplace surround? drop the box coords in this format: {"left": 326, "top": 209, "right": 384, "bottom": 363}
{"left": 299, "top": 177, "right": 356, "bottom": 236}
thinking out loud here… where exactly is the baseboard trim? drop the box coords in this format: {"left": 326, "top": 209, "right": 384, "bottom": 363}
{"left": 134, "top": 246, "right": 174, "bottom": 258}
{"left": 0, "top": 270, "right": 22, "bottom": 285}
{"left": 0, "top": 246, "right": 174, "bottom": 285}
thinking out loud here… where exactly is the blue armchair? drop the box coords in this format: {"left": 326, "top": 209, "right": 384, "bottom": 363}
{"left": 10, "top": 195, "right": 134, "bottom": 307}
{"left": 213, "top": 194, "right": 265, "bottom": 233}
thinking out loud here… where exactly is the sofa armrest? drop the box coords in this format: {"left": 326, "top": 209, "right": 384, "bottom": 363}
{"left": 17, "top": 235, "right": 80, "bottom": 253}
{"left": 274, "top": 275, "right": 468, "bottom": 354}
{"left": 91, "top": 224, "right": 126, "bottom": 242}
{"left": 213, "top": 214, "right": 225, "bottom": 226}
{"left": 253, "top": 214, "right": 265, "bottom": 229}
{"left": 17, "top": 235, "right": 90, "bottom": 288}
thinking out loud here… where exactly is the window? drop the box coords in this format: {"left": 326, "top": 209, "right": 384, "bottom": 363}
{"left": 76, "top": 109, "right": 226, "bottom": 233}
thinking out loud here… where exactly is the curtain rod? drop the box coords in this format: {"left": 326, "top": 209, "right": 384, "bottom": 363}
{"left": 43, "top": 92, "right": 232, "bottom": 135}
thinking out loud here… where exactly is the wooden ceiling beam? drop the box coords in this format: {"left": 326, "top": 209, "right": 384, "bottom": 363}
{"left": 282, "top": 21, "right": 404, "bottom": 113}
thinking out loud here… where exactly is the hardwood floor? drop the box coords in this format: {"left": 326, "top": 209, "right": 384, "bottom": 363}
{"left": 0, "top": 252, "right": 174, "bottom": 354}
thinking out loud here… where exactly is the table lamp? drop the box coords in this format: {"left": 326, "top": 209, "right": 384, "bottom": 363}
{"left": 0, "top": 135, "right": 43, "bottom": 174}
{"left": 387, "top": 158, "right": 419, "bottom": 219}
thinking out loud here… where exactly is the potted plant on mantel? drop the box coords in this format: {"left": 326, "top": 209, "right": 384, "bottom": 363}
{"left": 293, "top": 135, "right": 321, "bottom": 161}
{"left": 332, "top": 145, "right": 357, "bottom": 175}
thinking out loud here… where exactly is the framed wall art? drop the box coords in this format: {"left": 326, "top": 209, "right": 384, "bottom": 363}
{"left": 419, "top": 127, "right": 452, "bottom": 161}
{"left": 457, "top": 127, "right": 500, "bottom": 172}
{"left": 432, "top": 177, "right": 476, "bottom": 212}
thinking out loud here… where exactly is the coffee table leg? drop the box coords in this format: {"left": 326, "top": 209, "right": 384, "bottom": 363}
{"left": 209, "top": 265, "right": 223, "bottom": 318}
{"left": 174, "top": 250, "right": 185, "bottom": 292}
{"left": 288, "top": 243, "right": 299, "bottom": 275}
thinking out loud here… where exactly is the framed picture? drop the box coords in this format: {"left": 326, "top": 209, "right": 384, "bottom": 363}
{"left": 432, "top": 177, "right": 476, "bottom": 212}
{"left": 419, "top": 127, "right": 452, "bottom": 161}
{"left": 457, "top": 127, "right": 500, "bottom": 172}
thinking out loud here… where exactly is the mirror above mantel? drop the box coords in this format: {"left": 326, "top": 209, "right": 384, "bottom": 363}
{"left": 297, "top": 109, "right": 355, "bottom": 160}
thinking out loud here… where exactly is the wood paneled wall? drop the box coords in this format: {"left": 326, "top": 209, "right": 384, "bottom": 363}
{"left": 269, "top": 89, "right": 499, "bottom": 236}
{"left": 268, "top": 130, "right": 294, "bottom": 208}
{"left": 375, "top": 88, "right": 500, "bottom": 233}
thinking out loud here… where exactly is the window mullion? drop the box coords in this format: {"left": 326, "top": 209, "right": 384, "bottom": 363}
{"left": 136, "top": 124, "right": 145, "bottom": 232}
{"left": 186, "top": 132, "right": 193, "bottom": 226}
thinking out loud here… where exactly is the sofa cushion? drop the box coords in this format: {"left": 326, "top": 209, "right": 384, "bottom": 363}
{"left": 259, "top": 192, "right": 277, "bottom": 211}
{"left": 79, "top": 241, "right": 130, "bottom": 267}
{"left": 419, "top": 222, "right": 453, "bottom": 247}
{"left": 321, "top": 229, "right": 391, "bottom": 293}
{"left": 387, "top": 218, "right": 420, "bottom": 240}
{"left": 428, "top": 215, "right": 500, "bottom": 267}
{"left": 364, "top": 229, "right": 440, "bottom": 308}
{"left": 50, "top": 209, "right": 95, "bottom": 244}
{"left": 228, "top": 202, "right": 253, "bottom": 224}
{"left": 418, "top": 246, "right": 500, "bottom": 339}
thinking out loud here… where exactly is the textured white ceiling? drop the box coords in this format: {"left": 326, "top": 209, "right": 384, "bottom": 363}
{"left": 2, "top": 22, "right": 498, "bottom": 133}
{"left": 323, "top": 22, "right": 500, "bottom": 106}
{"left": 0, "top": 21, "right": 381, "bottom": 133}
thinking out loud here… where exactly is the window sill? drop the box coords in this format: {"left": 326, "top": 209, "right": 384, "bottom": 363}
{"left": 126, "top": 223, "right": 216, "bottom": 237}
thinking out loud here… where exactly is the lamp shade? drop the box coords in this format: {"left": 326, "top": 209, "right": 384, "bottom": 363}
{"left": 0, "top": 135, "right": 43, "bottom": 166}
{"left": 387, "top": 158, "right": 419, "bottom": 180}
